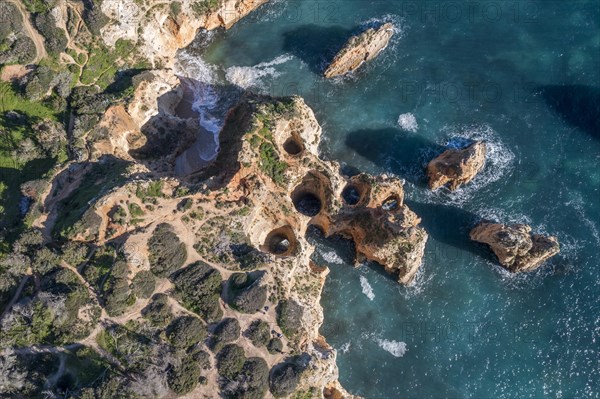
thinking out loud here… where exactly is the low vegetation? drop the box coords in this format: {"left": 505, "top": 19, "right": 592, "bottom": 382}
{"left": 141, "top": 293, "right": 173, "bottom": 327}
{"left": 166, "top": 315, "right": 207, "bottom": 350}
{"left": 245, "top": 319, "right": 271, "bottom": 348}
{"left": 170, "top": 261, "right": 223, "bottom": 322}
{"left": 276, "top": 299, "right": 304, "bottom": 338}
{"left": 148, "top": 223, "right": 187, "bottom": 277}
{"left": 269, "top": 355, "right": 309, "bottom": 397}
{"left": 224, "top": 271, "right": 268, "bottom": 313}
{"left": 210, "top": 317, "right": 240, "bottom": 352}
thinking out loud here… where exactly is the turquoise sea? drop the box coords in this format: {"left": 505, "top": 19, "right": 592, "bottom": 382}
{"left": 176, "top": 1, "right": 600, "bottom": 397}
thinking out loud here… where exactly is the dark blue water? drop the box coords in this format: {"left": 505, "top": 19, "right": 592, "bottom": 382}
{"left": 177, "top": 1, "right": 600, "bottom": 397}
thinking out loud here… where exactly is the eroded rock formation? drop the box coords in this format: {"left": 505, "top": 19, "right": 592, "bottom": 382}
{"left": 470, "top": 222, "right": 560, "bottom": 272}
{"left": 210, "top": 95, "right": 428, "bottom": 286}
{"left": 324, "top": 23, "right": 394, "bottom": 78}
{"left": 328, "top": 174, "right": 428, "bottom": 285}
{"left": 427, "top": 141, "right": 486, "bottom": 191}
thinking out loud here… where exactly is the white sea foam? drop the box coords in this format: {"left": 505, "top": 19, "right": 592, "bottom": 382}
{"left": 339, "top": 342, "right": 351, "bottom": 353}
{"left": 174, "top": 51, "right": 223, "bottom": 139}
{"left": 225, "top": 55, "right": 293, "bottom": 91}
{"left": 398, "top": 113, "right": 418, "bottom": 132}
{"left": 426, "top": 124, "right": 516, "bottom": 205}
{"left": 174, "top": 49, "right": 217, "bottom": 83}
{"left": 376, "top": 338, "right": 408, "bottom": 357}
{"left": 361, "top": 14, "right": 406, "bottom": 38}
{"left": 359, "top": 276, "right": 375, "bottom": 300}
{"left": 321, "top": 250, "right": 345, "bottom": 265}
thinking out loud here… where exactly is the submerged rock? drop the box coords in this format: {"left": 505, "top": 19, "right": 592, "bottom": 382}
{"left": 324, "top": 23, "right": 394, "bottom": 78}
{"left": 427, "top": 141, "right": 486, "bottom": 191}
{"left": 470, "top": 222, "right": 560, "bottom": 272}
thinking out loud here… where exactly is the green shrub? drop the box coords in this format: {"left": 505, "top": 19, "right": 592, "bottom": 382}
{"left": 276, "top": 299, "right": 304, "bottom": 338}
{"left": 0, "top": 269, "right": 98, "bottom": 347}
{"left": 136, "top": 180, "right": 163, "bottom": 201}
{"left": 62, "top": 346, "right": 112, "bottom": 391}
{"left": 109, "top": 205, "right": 127, "bottom": 225}
{"left": 141, "top": 293, "right": 173, "bottom": 327}
{"left": 131, "top": 270, "right": 155, "bottom": 298}
{"left": 22, "top": 0, "right": 55, "bottom": 13}
{"left": 176, "top": 198, "right": 193, "bottom": 212}
{"left": 96, "top": 323, "right": 152, "bottom": 370}
{"left": 245, "top": 319, "right": 271, "bottom": 348}
{"left": 167, "top": 352, "right": 202, "bottom": 395}
{"left": 128, "top": 202, "right": 144, "bottom": 218}
{"left": 166, "top": 315, "right": 206, "bottom": 350}
{"left": 170, "top": 261, "right": 223, "bottom": 322}
{"left": 31, "top": 247, "right": 61, "bottom": 276}
{"left": 60, "top": 241, "right": 89, "bottom": 266}
{"left": 82, "top": 245, "right": 116, "bottom": 291}
{"left": 170, "top": 1, "right": 182, "bottom": 16}
{"left": 82, "top": 0, "right": 110, "bottom": 35}
{"left": 267, "top": 337, "right": 283, "bottom": 354}
{"left": 269, "top": 355, "right": 309, "bottom": 397}
{"left": 259, "top": 142, "right": 287, "bottom": 186}
{"left": 216, "top": 344, "right": 246, "bottom": 380}
{"left": 102, "top": 261, "right": 135, "bottom": 317}
{"left": 210, "top": 317, "right": 240, "bottom": 352}
{"left": 221, "top": 357, "right": 269, "bottom": 399}
{"left": 33, "top": 13, "right": 67, "bottom": 56}
{"left": 223, "top": 271, "right": 267, "bottom": 313}
{"left": 191, "top": 0, "right": 221, "bottom": 16}
{"left": 148, "top": 223, "right": 187, "bottom": 277}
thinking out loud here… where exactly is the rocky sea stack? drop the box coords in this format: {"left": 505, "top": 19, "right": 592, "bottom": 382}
{"left": 324, "top": 23, "right": 395, "bottom": 78}
{"left": 470, "top": 222, "right": 560, "bottom": 272}
{"left": 427, "top": 141, "right": 486, "bottom": 191}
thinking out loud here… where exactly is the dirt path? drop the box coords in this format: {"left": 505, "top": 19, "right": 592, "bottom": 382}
{"left": 7, "top": 0, "right": 47, "bottom": 63}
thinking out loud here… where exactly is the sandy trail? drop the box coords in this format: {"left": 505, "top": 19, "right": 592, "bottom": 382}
{"left": 7, "top": 0, "right": 48, "bottom": 63}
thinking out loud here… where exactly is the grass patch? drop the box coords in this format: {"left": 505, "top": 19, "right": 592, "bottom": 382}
{"left": 0, "top": 81, "right": 64, "bottom": 235}
{"left": 128, "top": 202, "right": 144, "bottom": 218}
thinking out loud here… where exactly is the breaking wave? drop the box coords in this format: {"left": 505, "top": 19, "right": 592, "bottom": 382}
{"left": 359, "top": 276, "right": 375, "bottom": 300}
{"left": 321, "top": 250, "right": 345, "bottom": 265}
{"left": 339, "top": 342, "right": 351, "bottom": 353}
{"left": 225, "top": 55, "right": 293, "bottom": 91}
{"left": 376, "top": 339, "right": 408, "bottom": 357}
{"left": 425, "top": 124, "right": 516, "bottom": 205}
{"left": 398, "top": 112, "right": 419, "bottom": 132}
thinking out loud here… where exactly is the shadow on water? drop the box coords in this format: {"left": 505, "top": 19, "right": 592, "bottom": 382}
{"left": 538, "top": 85, "right": 600, "bottom": 139}
{"left": 407, "top": 201, "right": 495, "bottom": 264}
{"left": 282, "top": 24, "right": 355, "bottom": 75}
{"left": 345, "top": 128, "right": 443, "bottom": 186}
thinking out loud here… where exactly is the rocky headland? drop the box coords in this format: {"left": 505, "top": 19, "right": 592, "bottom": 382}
{"left": 470, "top": 222, "right": 560, "bottom": 272}
{"left": 427, "top": 141, "right": 486, "bottom": 191}
{"left": 324, "top": 23, "right": 394, "bottom": 78}
{"left": 0, "top": 0, "right": 425, "bottom": 393}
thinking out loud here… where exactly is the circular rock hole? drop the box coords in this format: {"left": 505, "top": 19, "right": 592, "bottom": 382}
{"left": 283, "top": 137, "right": 304, "bottom": 156}
{"left": 292, "top": 191, "right": 322, "bottom": 217}
{"left": 341, "top": 184, "right": 361, "bottom": 206}
{"left": 264, "top": 226, "right": 298, "bottom": 256}
{"left": 381, "top": 195, "right": 400, "bottom": 211}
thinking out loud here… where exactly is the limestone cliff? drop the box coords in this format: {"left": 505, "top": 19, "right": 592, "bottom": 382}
{"left": 470, "top": 222, "right": 560, "bottom": 272}
{"left": 324, "top": 23, "right": 394, "bottom": 78}
{"left": 427, "top": 141, "right": 486, "bottom": 191}
{"left": 101, "top": 0, "right": 269, "bottom": 67}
